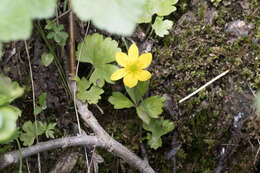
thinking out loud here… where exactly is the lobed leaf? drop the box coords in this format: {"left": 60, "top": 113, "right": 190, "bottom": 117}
{"left": 126, "top": 81, "right": 149, "bottom": 105}
{"left": 139, "top": 0, "right": 178, "bottom": 23}
{"left": 108, "top": 92, "right": 134, "bottom": 109}
{"left": 136, "top": 96, "right": 165, "bottom": 120}
{"left": 76, "top": 33, "right": 121, "bottom": 87}
{"left": 152, "top": 16, "right": 173, "bottom": 37}
{"left": 143, "top": 118, "right": 174, "bottom": 149}
{"left": 85, "top": 86, "right": 104, "bottom": 104}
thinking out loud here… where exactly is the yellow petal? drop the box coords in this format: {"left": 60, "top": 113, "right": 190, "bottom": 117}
{"left": 138, "top": 53, "right": 152, "bottom": 69}
{"left": 111, "top": 68, "right": 127, "bottom": 81}
{"left": 137, "top": 70, "right": 151, "bottom": 81}
{"left": 123, "top": 73, "right": 138, "bottom": 88}
{"left": 128, "top": 44, "right": 139, "bottom": 59}
{"left": 116, "top": 52, "right": 129, "bottom": 67}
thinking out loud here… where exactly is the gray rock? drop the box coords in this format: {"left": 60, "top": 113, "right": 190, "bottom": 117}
{"left": 225, "top": 20, "right": 254, "bottom": 37}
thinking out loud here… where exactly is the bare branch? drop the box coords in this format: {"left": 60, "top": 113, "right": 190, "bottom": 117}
{"left": 74, "top": 91, "right": 155, "bottom": 173}
{"left": 0, "top": 135, "right": 105, "bottom": 170}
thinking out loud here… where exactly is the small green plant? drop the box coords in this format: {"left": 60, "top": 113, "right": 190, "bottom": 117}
{"left": 76, "top": 38, "right": 174, "bottom": 149}
{"left": 20, "top": 92, "right": 56, "bottom": 146}
{"left": 33, "top": 92, "right": 47, "bottom": 116}
{"left": 41, "top": 52, "right": 54, "bottom": 67}
{"left": 45, "top": 20, "right": 68, "bottom": 47}
{"left": 108, "top": 44, "right": 174, "bottom": 149}
{"left": 139, "top": 0, "right": 178, "bottom": 37}
{"left": 109, "top": 81, "right": 174, "bottom": 149}
{"left": 20, "top": 120, "right": 56, "bottom": 146}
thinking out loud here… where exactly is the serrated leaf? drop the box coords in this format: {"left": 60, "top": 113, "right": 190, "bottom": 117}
{"left": 125, "top": 81, "right": 149, "bottom": 105}
{"left": 76, "top": 33, "right": 121, "bottom": 87}
{"left": 77, "top": 77, "right": 91, "bottom": 92}
{"left": 72, "top": 0, "right": 147, "bottom": 35}
{"left": 152, "top": 16, "right": 173, "bottom": 37}
{"left": 20, "top": 121, "right": 36, "bottom": 146}
{"left": 139, "top": 0, "right": 178, "bottom": 23}
{"left": 108, "top": 92, "right": 134, "bottom": 109}
{"left": 85, "top": 86, "right": 104, "bottom": 104}
{"left": 37, "top": 121, "right": 47, "bottom": 135}
{"left": 45, "top": 122, "right": 56, "bottom": 138}
{"left": 41, "top": 53, "right": 54, "bottom": 67}
{"left": 143, "top": 118, "right": 174, "bottom": 149}
{"left": 137, "top": 96, "right": 165, "bottom": 119}
{"left": 77, "top": 85, "right": 104, "bottom": 104}
{"left": 20, "top": 120, "right": 45, "bottom": 146}
{"left": 0, "top": 105, "right": 21, "bottom": 143}
{"left": 0, "top": 75, "right": 24, "bottom": 106}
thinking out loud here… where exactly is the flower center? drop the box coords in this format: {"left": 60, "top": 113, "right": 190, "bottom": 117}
{"left": 128, "top": 64, "right": 139, "bottom": 72}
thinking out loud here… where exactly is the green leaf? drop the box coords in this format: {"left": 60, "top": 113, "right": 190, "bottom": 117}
{"left": 0, "top": 0, "right": 31, "bottom": 42}
{"left": 28, "top": 0, "right": 57, "bottom": 19}
{"left": 136, "top": 106, "right": 151, "bottom": 124}
{"left": 143, "top": 118, "right": 174, "bottom": 149}
{"left": 108, "top": 92, "right": 134, "bottom": 109}
{"left": 54, "top": 31, "right": 68, "bottom": 47}
{"left": 152, "top": 16, "right": 173, "bottom": 37}
{"left": 45, "top": 21, "right": 68, "bottom": 47}
{"left": 45, "top": 122, "right": 56, "bottom": 138}
{"left": 77, "top": 77, "right": 91, "bottom": 92}
{"left": 33, "top": 106, "right": 42, "bottom": 116}
{"left": 0, "top": 43, "right": 2, "bottom": 59}
{"left": 0, "top": 74, "right": 24, "bottom": 106}
{"left": 37, "top": 121, "right": 47, "bottom": 136}
{"left": 41, "top": 53, "right": 54, "bottom": 67}
{"left": 38, "top": 92, "right": 47, "bottom": 109}
{"left": 20, "top": 120, "right": 46, "bottom": 146}
{"left": 139, "top": 0, "right": 178, "bottom": 23}
{"left": 126, "top": 81, "right": 149, "bottom": 105}
{"left": 72, "top": 0, "right": 147, "bottom": 35}
{"left": 137, "top": 96, "right": 165, "bottom": 120}
{"left": 76, "top": 33, "right": 121, "bottom": 87}
{"left": 0, "top": 105, "right": 21, "bottom": 143}
{"left": 20, "top": 121, "right": 36, "bottom": 146}
{"left": 85, "top": 86, "right": 104, "bottom": 104}
{"left": 0, "top": 0, "right": 57, "bottom": 42}
{"left": 77, "top": 84, "right": 104, "bottom": 104}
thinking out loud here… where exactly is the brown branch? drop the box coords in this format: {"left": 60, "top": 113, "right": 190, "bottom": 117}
{"left": 72, "top": 82, "right": 155, "bottom": 173}
{"left": 68, "top": 1, "right": 76, "bottom": 77}
{"left": 0, "top": 135, "right": 105, "bottom": 170}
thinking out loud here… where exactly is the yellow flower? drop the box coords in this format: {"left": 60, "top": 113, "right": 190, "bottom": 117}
{"left": 111, "top": 44, "right": 152, "bottom": 88}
